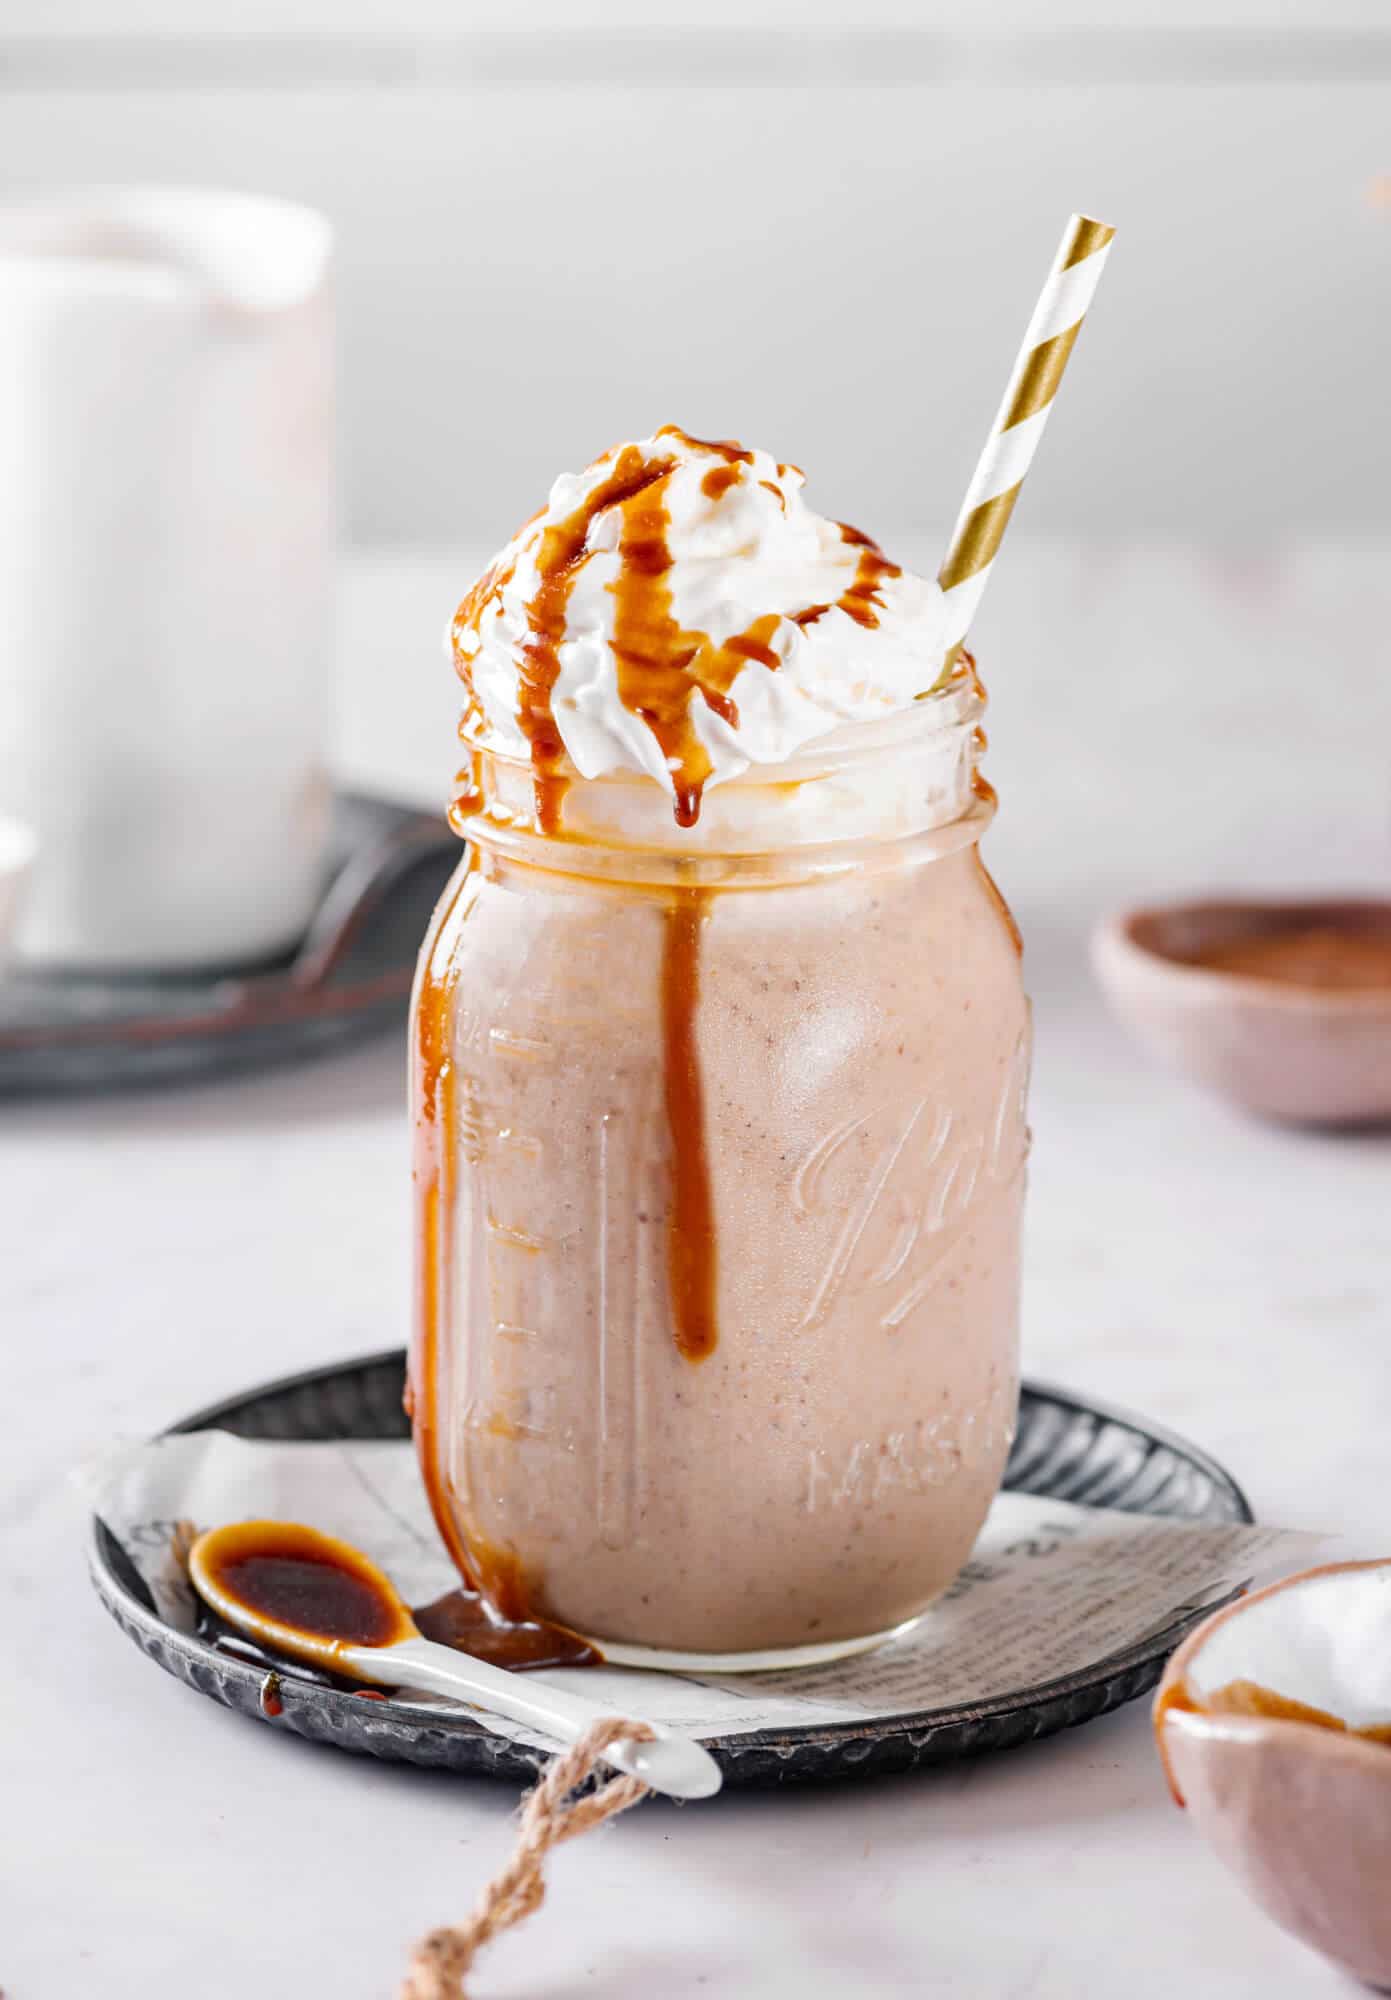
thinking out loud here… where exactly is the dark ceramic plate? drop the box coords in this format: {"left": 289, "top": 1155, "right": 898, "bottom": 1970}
{"left": 0, "top": 793, "right": 460, "bottom": 1095}
{"left": 89, "top": 1349, "right": 1253, "bottom": 1787}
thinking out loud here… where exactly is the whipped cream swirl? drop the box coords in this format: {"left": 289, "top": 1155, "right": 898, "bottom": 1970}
{"left": 450, "top": 426, "right": 956, "bottom": 827}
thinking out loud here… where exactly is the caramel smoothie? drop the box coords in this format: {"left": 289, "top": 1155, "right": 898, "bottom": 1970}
{"left": 411, "top": 428, "right": 1029, "bottom": 1660}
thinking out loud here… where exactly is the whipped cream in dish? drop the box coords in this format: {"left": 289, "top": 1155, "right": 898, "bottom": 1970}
{"left": 450, "top": 426, "right": 957, "bottom": 831}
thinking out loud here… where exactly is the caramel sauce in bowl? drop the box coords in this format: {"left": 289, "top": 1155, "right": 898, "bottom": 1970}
{"left": 1154, "top": 1561, "right": 1391, "bottom": 1989}
{"left": 1092, "top": 897, "right": 1391, "bottom": 1125}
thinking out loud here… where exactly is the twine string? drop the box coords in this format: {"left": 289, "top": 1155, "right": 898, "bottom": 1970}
{"left": 399, "top": 1718, "right": 655, "bottom": 2000}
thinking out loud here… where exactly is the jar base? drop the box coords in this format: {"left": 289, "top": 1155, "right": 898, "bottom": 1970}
{"left": 591, "top": 1611, "right": 926, "bottom": 1676}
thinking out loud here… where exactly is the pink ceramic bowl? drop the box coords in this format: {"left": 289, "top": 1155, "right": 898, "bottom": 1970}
{"left": 1092, "top": 898, "right": 1391, "bottom": 1124}
{"left": 1155, "top": 1562, "right": 1391, "bottom": 1989}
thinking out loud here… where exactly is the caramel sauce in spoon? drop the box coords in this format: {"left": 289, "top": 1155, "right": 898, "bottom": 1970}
{"left": 191, "top": 1518, "right": 599, "bottom": 1682}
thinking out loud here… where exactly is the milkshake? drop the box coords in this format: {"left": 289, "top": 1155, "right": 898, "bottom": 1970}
{"left": 410, "top": 427, "right": 1029, "bottom": 1661}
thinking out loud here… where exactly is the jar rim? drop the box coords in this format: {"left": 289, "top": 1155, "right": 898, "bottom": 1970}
{"left": 463, "top": 790, "right": 995, "bottom": 890}
{"left": 458, "top": 671, "right": 991, "bottom": 887}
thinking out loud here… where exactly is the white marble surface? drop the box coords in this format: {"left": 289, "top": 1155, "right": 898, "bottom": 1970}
{"left": 3, "top": 542, "right": 1390, "bottom": 1996}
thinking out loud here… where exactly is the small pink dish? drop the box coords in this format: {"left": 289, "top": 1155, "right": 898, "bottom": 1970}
{"left": 1155, "top": 1562, "right": 1391, "bottom": 1990}
{"left": 1092, "top": 897, "right": 1391, "bottom": 1124}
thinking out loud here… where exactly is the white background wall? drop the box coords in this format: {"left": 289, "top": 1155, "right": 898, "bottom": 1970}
{"left": 1, "top": 1, "right": 1387, "bottom": 552}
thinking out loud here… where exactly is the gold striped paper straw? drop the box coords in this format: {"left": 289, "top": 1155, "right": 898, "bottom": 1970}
{"left": 937, "top": 213, "right": 1115, "bottom": 668}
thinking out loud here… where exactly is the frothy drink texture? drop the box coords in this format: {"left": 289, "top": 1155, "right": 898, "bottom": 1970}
{"left": 411, "top": 428, "right": 1030, "bottom": 1656}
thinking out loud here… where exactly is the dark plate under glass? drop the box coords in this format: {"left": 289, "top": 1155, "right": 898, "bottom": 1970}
{"left": 0, "top": 793, "right": 460, "bottom": 1095}
{"left": 89, "top": 1349, "right": 1252, "bottom": 1787}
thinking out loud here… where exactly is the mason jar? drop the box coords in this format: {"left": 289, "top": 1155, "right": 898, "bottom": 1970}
{"left": 409, "top": 668, "right": 1030, "bottom": 1667}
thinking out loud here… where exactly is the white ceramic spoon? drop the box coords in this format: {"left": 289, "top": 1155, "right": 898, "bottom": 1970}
{"left": 188, "top": 1519, "right": 722, "bottom": 1802}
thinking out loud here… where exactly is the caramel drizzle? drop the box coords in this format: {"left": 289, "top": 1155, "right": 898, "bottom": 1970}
{"left": 448, "top": 748, "right": 485, "bottom": 834}
{"left": 659, "top": 424, "right": 754, "bottom": 466}
{"left": 661, "top": 887, "right": 718, "bottom": 1361}
{"left": 787, "top": 521, "right": 901, "bottom": 639}
{"left": 976, "top": 852, "right": 1022, "bottom": 957}
{"left": 701, "top": 463, "right": 742, "bottom": 502}
{"left": 833, "top": 522, "right": 902, "bottom": 629}
{"left": 409, "top": 853, "right": 510, "bottom": 1594}
{"left": 451, "top": 450, "right": 679, "bottom": 835}
{"left": 607, "top": 458, "right": 787, "bottom": 829}
{"left": 411, "top": 856, "right": 620, "bottom": 1603}
{"left": 441, "top": 441, "right": 907, "bottom": 1374}
{"left": 447, "top": 1530, "right": 534, "bottom": 1626}
{"left": 606, "top": 492, "right": 900, "bottom": 828}
{"left": 953, "top": 655, "right": 1021, "bottom": 956}
{"left": 450, "top": 433, "right": 905, "bottom": 833}
{"left": 530, "top": 450, "right": 681, "bottom": 832}
{"left": 604, "top": 470, "right": 727, "bottom": 1355}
